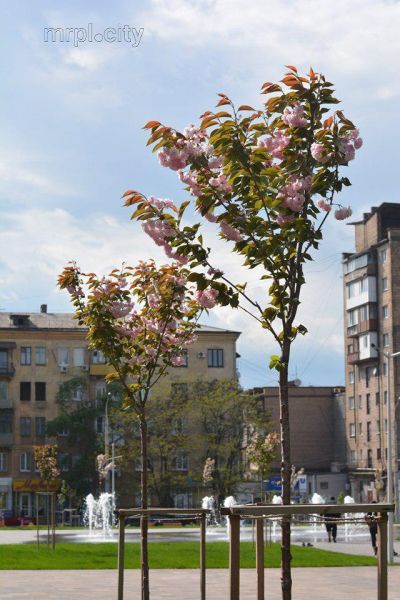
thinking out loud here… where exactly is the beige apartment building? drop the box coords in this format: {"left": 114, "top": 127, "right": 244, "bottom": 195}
{"left": 343, "top": 203, "right": 400, "bottom": 502}
{"left": 0, "top": 306, "right": 239, "bottom": 520}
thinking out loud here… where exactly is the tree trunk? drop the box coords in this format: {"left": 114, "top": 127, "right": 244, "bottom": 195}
{"left": 140, "top": 417, "right": 150, "bottom": 600}
{"left": 279, "top": 346, "right": 292, "bottom": 599}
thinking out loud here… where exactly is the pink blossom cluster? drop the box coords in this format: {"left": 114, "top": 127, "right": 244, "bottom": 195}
{"left": 334, "top": 206, "right": 353, "bottom": 220}
{"left": 338, "top": 129, "right": 363, "bottom": 163}
{"left": 220, "top": 220, "right": 243, "bottom": 242}
{"left": 258, "top": 131, "right": 291, "bottom": 160}
{"left": 147, "top": 196, "right": 175, "bottom": 210}
{"left": 311, "top": 143, "right": 333, "bottom": 164}
{"left": 282, "top": 103, "right": 307, "bottom": 128}
{"left": 317, "top": 199, "right": 332, "bottom": 212}
{"left": 204, "top": 212, "right": 219, "bottom": 223}
{"left": 195, "top": 287, "right": 219, "bottom": 309}
{"left": 278, "top": 176, "right": 311, "bottom": 213}
{"left": 275, "top": 213, "right": 295, "bottom": 226}
{"left": 163, "top": 243, "right": 189, "bottom": 265}
{"left": 178, "top": 169, "right": 202, "bottom": 196}
{"left": 209, "top": 172, "right": 232, "bottom": 194}
{"left": 171, "top": 354, "right": 186, "bottom": 366}
{"left": 110, "top": 300, "right": 135, "bottom": 319}
{"left": 158, "top": 146, "right": 189, "bottom": 171}
{"left": 142, "top": 218, "right": 175, "bottom": 246}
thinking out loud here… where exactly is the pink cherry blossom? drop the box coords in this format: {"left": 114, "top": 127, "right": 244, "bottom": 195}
{"left": 171, "top": 355, "right": 186, "bottom": 366}
{"left": 220, "top": 221, "right": 243, "bottom": 242}
{"left": 163, "top": 243, "right": 189, "bottom": 265}
{"left": 158, "top": 146, "right": 188, "bottom": 171}
{"left": 196, "top": 287, "right": 219, "bottom": 309}
{"left": 209, "top": 173, "right": 232, "bottom": 194}
{"left": 142, "top": 219, "right": 175, "bottom": 246}
{"left": 208, "top": 155, "right": 224, "bottom": 170}
{"left": 317, "top": 199, "right": 332, "bottom": 212}
{"left": 334, "top": 206, "right": 353, "bottom": 220}
{"left": 338, "top": 128, "right": 362, "bottom": 162}
{"left": 178, "top": 170, "right": 202, "bottom": 196}
{"left": 276, "top": 213, "right": 295, "bottom": 226}
{"left": 204, "top": 212, "right": 218, "bottom": 223}
{"left": 311, "top": 143, "right": 333, "bottom": 164}
{"left": 147, "top": 196, "right": 175, "bottom": 210}
{"left": 282, "top": 103, "right": 307, "bottom": 128}
{"left": 258, "top": 131, "right": 291, "bottom": 160}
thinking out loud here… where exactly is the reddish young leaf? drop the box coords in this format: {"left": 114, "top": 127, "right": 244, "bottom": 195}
{"left": 216, "top": 97, "right": 231, "bottom": 107}
{"left": 238, "top": 105, "right": 256, "bottom": 111}
{"left": 143, "top": 120, "right": 161, "bottom": 130}
{"left": 285, "top": 65, "right": 298, "bottom": 73}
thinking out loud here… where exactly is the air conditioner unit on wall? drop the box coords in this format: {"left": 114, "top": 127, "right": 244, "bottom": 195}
{"left": 197, "top": 352, "right": 206, "bottom": 359}
{"left": 59, "top": 364, "right": 67, "bottom": 373}
{"left": 81, "top": 365, "right": 89, "bottom": 372}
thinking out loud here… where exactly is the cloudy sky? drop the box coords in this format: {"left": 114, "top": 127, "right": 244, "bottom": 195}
{"left": 1, "top": 0, "right": 398, "bottom": 389}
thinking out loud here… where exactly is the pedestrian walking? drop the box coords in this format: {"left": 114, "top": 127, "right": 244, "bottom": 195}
{"left": 324, "top": 497, "right": 341, "bottom": 543}
{"left": 365, "top": 502, "right": 378, "bottom": 555}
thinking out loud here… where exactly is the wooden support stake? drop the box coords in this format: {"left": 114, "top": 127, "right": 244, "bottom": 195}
{"left": 36, "top": 495, "right": 39, "bottom": 550}
{"left": 200, "top": 512, "right": 206, "bottom": 600}
{"left": 118, "top": 515, "right": 125, "bottom": 600}
{"left": 378, "top": 512, "right": 388, "bottom": 600}
{"left": 256, "top": 518, "right": 264, "bottom": 600}
{"left": 229, "top": 514, "right": 240, "bottom": 600}
{"left": 52, "top": 494, "right": 56, "bottom": 551}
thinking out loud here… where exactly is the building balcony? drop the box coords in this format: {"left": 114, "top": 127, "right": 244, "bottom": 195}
{"left": 0, "top": 432, "right": 13, "bottom": 446}
{"left": 347, "top": 319, "right": 378, "bottom": 337}
{"left": 0, "top": 364, "right": 15, "bottom": 378}
{"left": 0, "top": 397, "right": 13, "bottom": 409}
{"left": 90, "top": 363, "right": 115, "bottom": 376}
{"left": 347, "top": 352, "right": 360, "bottom": 364}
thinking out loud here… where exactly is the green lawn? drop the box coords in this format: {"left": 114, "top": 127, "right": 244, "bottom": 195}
{"left": 0, "top": 542, "right": 377, "bottom": 570}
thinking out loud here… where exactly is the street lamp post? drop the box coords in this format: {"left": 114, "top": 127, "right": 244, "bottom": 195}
{"left": 104, "top": 393, "right": 111, "bottom": 493}
{"left": 372, "top": 344, "right": 400, "bottom": 563}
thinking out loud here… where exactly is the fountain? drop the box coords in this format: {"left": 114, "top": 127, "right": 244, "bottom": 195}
{"left": 223, "top": 496, "right": 237, "bottom": 540}
{"left": 83, "top": 492, "right": 115, "bottom": 538}
{"left": 201, "top": 496, "right": 218, "bottom": 526}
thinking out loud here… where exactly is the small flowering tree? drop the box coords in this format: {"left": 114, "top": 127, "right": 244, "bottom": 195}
{"left": 247, "top": 432, "right": 280, "bottom": 499}
{"left": 58, "top": 259, "right": 202, "bottom": 599}
{"left": 34, "top": 445, "right": 60, "bottom": 547}
{"left": 124, "top": 67, "right": 361, "bottom": 598}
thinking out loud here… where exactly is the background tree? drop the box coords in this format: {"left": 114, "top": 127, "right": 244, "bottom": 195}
{"left": 125, "top": 67, "right": 361, "bottom": 598}
{"left": 247, "top": 431, "right": 280, "bottom": 501}
{"left": 33, "top": 444, "right": 60, "bottom": 546}
{"left": 46, "top": 377, "right": 105, "bottom": 502}
{"left": 59, "top": 260, "right": 202, "bottom": 600}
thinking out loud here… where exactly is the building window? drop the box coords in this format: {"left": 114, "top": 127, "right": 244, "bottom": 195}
{"left": 349, "top": 371, "right": 354, "bottom": 384}
{"left": 72, "top": 386, "right": 83, "bottom": 401}
{"left": 57, "top": 348, "right": 69, "bottom": 366}
{"left": 135, "top": 458, "right": 152, "bottom": 471}
{"left": 376, "top": 392, "right": 380, "bottom": 405}
{"left": 58, "top": 453, "right": 70, "bottom": 472}
{"left": 358, "top": 422, "right": 362, "bottom": 436}
{"left": 384, "top": 391, "right": 388, "bottom": 405}
{"left": 73, "top": 348, "right": 85, "bottom": 367}
{"left": 350, "top": 450, "right": 356, "bottom": 465}
{"left": 20, "top": 346, "right": 31, "bottom": 366}
{"left": 367, "top": 421, "right": 371, "bottom": 442}
{"left": 172, "top": 453, "right": 189, "bottom": 471}
{"left": 20, "top": 452, "right": 32, "bottom": 472}
{"left": 366, "top": 394, "right": 371, "bottom": 415}
{"left": 358, "top": 395, "right": 362, "bottom": 409}
{"left": 95, "top": 416, "right": 104, "bottom": 434}
{"left": 380, "top": 249, "right": 387, "bottom": 263}
{"left": 382, "top": 305, "right": 388, "bottom": 319}
{"left": 367, "top": 449, "right": 373, "bottom": 468}
{"left": 319, "top": 481, "right": 329, "bottom": 490}
{"left": 35, "top": 347, "right": 46, "bottom": 365}
{"left": 383, "top": 362, "right": 388, "bottom": 376}
{"left": 385, "top": 419, "right": 388, "bottom": 432}
{"left": 92, "top": 350, "right": 106, "bottom": 364}
{"left": 0, "top": 381, "right": 8, "bottom": 402}
{"left": 376, "top": 420, "right": 381, "bottom": 436}
{"left": 383, "top": 333, "right": 389, "bottom": 348}
{"left": 382, "top": 277, "right": 388, "bottom": 291}
{"left": 58, "top": 427, "right": 69, "bottom": 437}
{"left": 349, "top": 423, "right": 356, "bottom": 438}
{"left": 95, "top": 382, "right": 107, "bottom": 403}
{"left": 20, "top": 382, "right": 31, "bottom": 402}
{"left": 207, "top": 349, "right": 224, "bottom": 368}
{"left": 0, "top": 413, "right": 12, "bottom": 434}
{"left": 348, "top": 396, "right": 355, "bottom": 410}
{"left": 35, "top": 382, "right": 46, "bottom": 402}
{"left": 35, "top": 417, "right": 46, "bottom": 437}
{"left": 377, "top": 448, "right": 381, "bottom": 460}
{"left": 20, "top": 417, "right": 32, "bottom": 437}
{"left": 0, "top": 452, "right": 8, "bottom": 471}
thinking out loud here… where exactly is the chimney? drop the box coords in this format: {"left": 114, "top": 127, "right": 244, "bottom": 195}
{"left": 40, "top": 304, "right": 47, "bottom": 314}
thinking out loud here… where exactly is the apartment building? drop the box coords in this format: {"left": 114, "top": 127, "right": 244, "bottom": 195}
{"left": 0, "top": 306, "right": 240, "bottom": 518}
{"left": 343, "top": 203, "right": 400, "bottom": 501}
{"left": 245, "top": 383, "right": 347, "bottom": 501}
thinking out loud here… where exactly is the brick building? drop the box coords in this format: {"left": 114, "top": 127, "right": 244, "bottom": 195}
{"left": 245, "top": 383, "right": 347, "bottom": 501}
{"left": 343, "top": 203, "right": 400, "bottom": 501}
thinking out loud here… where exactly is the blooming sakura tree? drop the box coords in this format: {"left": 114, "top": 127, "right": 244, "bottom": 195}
{"left": 58, "top": 260, "right": 202, "bottom": 600}
{"left": 124, "top": 67, "right": 361, "bottom": 598}
{"left": 34, "top": 444, "right": 60, "bottom": 483}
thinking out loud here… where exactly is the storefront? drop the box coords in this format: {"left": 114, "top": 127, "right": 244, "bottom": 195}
{"left": 13, "top": 479, "right": 61, "bottom": 519}
{"left": 0, "top": 477, "right": 12, "bottom": 518}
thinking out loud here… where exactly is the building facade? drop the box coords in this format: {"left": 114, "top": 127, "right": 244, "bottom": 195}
{"left": 0, "top": 307, "right": 240, "bottom": 519}
{"left": 343, "top": 203, "right": 400, "bottom": 501}
{"left": 245, "top": 383, "right": 347, "bottom": 501}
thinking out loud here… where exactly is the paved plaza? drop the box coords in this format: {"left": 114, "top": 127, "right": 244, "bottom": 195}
{"left": 1, "top": 567, "right": 400, "bottom": 599}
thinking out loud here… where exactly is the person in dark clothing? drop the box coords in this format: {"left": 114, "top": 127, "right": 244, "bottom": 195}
{"left": 324, "top": 497, "right": 341, "bottom": 543}
{"left": 366, "top": 502, "right": 378, "bottom": 555}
